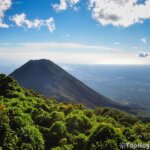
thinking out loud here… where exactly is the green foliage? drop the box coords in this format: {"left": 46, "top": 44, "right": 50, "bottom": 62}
{"left": 85, "top": 123, "right": 125, "bottom": 150}
{"left": 122, "top": 128, "right": 137, "bottom": 142}
{"left": 66, "top": 110, "right": 92, "bottom": 135}
{"left": 73, "top": 134, "right": 87, "bottom": 150}
{"left": 51, "top": 144, "right": 73, "bottom": 150}
{"left": 94, "top": 107, "right": 138, "bottom": 126}
{"left": 0, "top": 74, "right": 150, "bottom": 150}
{"left": 48, "top": 121, "right": 67, "bottom": 147}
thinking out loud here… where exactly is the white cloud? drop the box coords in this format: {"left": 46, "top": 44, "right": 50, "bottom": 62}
{"left": 1, "top": 42, "right": 149, "bottom": 65}
{"left": 52, "top": 0, "right": 80, "bottom": 11}
{"left": 138, "top": 52, "right": 149, "bottom": 57}
{"left": 0, "top": 0, "right": 12, "bottom": 28}
{"left": 10, "top": 13, "right": 56, "bottom": 32}
{"left": 16, "top": 42, "right": 120, "bottom": 51}
{"left": 131, "top": 46, "right": 140, "bottom": 49}
{"left": 89, "top": 0, "right": 150, "bottom": 27}
{"left": 0, "top": 42, "right": 143, "bottom": 65}
{"left": 141, "top": 37, "right": 147, "bottom": 44}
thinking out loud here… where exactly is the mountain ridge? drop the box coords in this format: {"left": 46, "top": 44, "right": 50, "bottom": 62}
{"left": 10, "top": 59, "right": 129, "bottom": 110}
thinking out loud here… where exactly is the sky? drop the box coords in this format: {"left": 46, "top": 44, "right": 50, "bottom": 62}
{"left": 0, "top": 0, "right": 150, "bottom": 66}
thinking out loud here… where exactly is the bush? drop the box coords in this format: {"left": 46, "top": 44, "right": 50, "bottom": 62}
{"left": 66, "top": 110, "right": 92, "bottom": 134}
{"left": 85, "top": 123, "right": 125, "bottom": 150}
{"left": 48, "top": 121, "right": 67, "bottom": 148}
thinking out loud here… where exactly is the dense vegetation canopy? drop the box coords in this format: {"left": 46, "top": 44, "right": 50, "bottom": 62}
{"left": 0, "top": 74, "right": 150, "bottom": 150}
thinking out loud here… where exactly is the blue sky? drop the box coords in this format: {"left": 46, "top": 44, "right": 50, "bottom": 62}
{"left": 0, "top": 0, "right": 150, "bottom": 66}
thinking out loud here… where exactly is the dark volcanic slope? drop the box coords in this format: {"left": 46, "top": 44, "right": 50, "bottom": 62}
{"left": 10, "top": 59, "right": 126, "bottom": 109}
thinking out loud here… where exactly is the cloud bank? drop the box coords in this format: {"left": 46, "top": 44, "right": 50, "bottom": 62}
{"left": 16, "top": 42, "right": 120, "bottom": 51}
{"left": 0, "top": 42, "right": 142, "bottom": 65}
{"left": 10, "top": 13, "right": 56, "bottom": 32}
{"left": 0, "top": 0, "right": 12, "bottom": 28}
{"left": 89, "top": 0, "right": 150, "bottom": 27}
{"left": 1, "top": 0, "right": 150, "bottom": 30}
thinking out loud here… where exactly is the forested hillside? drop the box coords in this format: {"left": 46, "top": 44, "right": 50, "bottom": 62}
{"left": 0, "top": 74, "right": 150, "bottom": 150}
